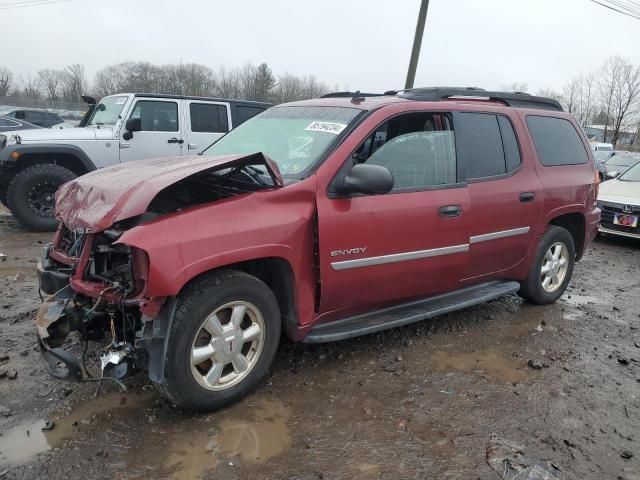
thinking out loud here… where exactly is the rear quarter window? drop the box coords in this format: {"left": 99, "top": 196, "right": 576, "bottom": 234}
{"left": 526, "top": 116, "right": 588, "bottom": 166}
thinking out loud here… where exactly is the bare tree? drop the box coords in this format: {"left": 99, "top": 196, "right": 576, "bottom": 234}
{"left": 20, "top": 74, "right": 41, "bottom": 99}
{"left": 38, "top": 69, "right": 63, "bottom": 103}
{"left": 610, "top": 63, "right": 640, "bottom": 146}
{"left": 597, "top": 56, "right": 625, "bottom": 143}
{"left": 500, "top": 82, "right": 529, "bottom": 93}
{"left": 61, "top": 64, "right": 87, "bottom": 103}
{"left": 536, "top": 87, "right": 563, "bottom": 103}
{"left": 0, "top": 67, "right": 13, "bottom": 96}
{"left": 213, "top": 66, "right": 241, "bottom": 99}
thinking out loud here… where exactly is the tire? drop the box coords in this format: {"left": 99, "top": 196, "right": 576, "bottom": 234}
{"left": 518, "top": 226, "right": 575, "bottom": 305}
{"left": 158, "top": 270, "right": 281, "bottom": 412}
{"left": 6, "top": 164, "right": 76, "bottom": 231}
{"left": 0, "top": 188, "right": 8, "bottom": 208}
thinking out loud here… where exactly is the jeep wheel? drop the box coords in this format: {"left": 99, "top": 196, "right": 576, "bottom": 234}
{"left": 6, "top": 164, "right": 76, "bottom": 231}
{"left": 518, "top": 226, "right": 575, "bottom": 305}
{"left": 0, "top": 189, "right": 8, "bottom": 209}
{"left": 158, "top": 270, "right": 281, "bottom": 412}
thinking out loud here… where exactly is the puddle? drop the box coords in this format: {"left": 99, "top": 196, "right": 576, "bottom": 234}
{"left": 429, "top": 349, "right": 525, "bottom": 384}
{"left": 408, "top": 423, "right": 454, "bottom": 459}
{"left": 561, "top": 293, "right": 605, "bottom": 306}
{"left": 0, "top": 391, "right": 155, "bottom": 467}
{"left": 164, "top": 398, "right": 290, "bottom": 479}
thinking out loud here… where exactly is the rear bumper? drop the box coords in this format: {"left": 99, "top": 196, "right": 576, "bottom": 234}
{"left": 582, "top": 206, "right": 601, "bottom": 257}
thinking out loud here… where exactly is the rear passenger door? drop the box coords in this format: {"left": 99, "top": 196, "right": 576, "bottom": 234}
{"left": 454, "top": 112, "right": 543, "bottom": 280}
{"left": 119, "top": 98, "right": 184, "bottom": 162}
{"left": 185, "top": 101, "right": 231, "bottom": 153}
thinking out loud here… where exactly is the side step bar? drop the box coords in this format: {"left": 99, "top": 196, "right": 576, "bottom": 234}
{"left": 303, "top": 280, "right": 520, "bottom": 343}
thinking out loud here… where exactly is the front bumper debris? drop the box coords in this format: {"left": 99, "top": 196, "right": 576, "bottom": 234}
{"left": 35, "top": 286, "right": 83, "bottom": 382}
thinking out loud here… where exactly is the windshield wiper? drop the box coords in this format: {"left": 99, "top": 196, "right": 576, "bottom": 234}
{"left": 241, "top": 165, "right": 270, "bottom": 186}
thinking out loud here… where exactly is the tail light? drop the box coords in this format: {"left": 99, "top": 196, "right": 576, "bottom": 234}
{"left": 593, "top": 168, "right": 600, "bottom": 207}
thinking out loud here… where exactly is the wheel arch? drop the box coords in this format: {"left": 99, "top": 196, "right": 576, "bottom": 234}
{"left": 177, "top": 257, "right": 299, "bottom": 339}
{"left": 549, "top": 212, "right": 586, "bottom": 260}
{"left": 6, "top": 145, "right": 96, "bottom": 178}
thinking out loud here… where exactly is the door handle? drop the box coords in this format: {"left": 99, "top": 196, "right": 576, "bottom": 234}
{"left": 519, "top": 192, "right": 535, "bottom": 203}
{"left": 438, "top": 205, "right": 462, "bottom": 218}
{"left": 168, "top": 138, "right": 184, "bottom": 144}
{"left": 188, "top": 143, "right": 198, "bottom": 150}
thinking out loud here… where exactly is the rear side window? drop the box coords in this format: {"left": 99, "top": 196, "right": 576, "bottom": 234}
{"left": 455, "top": 113, "right": 505, "bottom": 179}
{"left": 498, "top": 116, "right": 521, "bottom": 172}
{"left": 526, "top": 116, "right": 588, "bottom": 166}
{"left": 190, "top": 103, "right": 228, "bottom": 133}
{"left": 236, "top": 106, "right": 265, "bottom": 125}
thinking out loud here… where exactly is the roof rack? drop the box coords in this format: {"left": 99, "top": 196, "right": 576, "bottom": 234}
{"left": 398, "top": 87, "right": 563, "bottom": 111}
{"left": 320, "top": 91, "right": 385, "bottom": 99}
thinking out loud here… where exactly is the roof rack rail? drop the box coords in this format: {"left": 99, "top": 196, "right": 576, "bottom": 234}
{"left": 398, "top": 87, "right": 563, "bottom": 111}
{"left": 320, "top": 91, "right": 386, "bottom": 99}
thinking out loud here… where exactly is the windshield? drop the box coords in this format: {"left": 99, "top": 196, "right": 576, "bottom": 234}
{"left": 608, "top": 154, "right": 640, "bottom": 167}
{"left": 619, "top": 162, "right": 640, "bottom": 182}
{"left": 86, "top": 95, "right": 129, "bottom": 126}
{"left": 202, "top": 106, "right": 362, "bottom": 176}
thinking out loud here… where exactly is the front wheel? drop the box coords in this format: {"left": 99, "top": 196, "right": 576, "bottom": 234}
{"left": 158, "top": 270, "right": 281, "bottom": 412}
{"left": 518, "top": 226, "right": 575, "bottom": 305}
{"left": 6, "top": 164, "right": 77, "bottom": 231}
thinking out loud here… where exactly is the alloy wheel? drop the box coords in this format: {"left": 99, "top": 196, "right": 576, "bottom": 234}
{"left": 540, "top": 242, "right": 569, "bottom": 293}
{"left": 190, "top": 301, "right": 265, "bottom": 391}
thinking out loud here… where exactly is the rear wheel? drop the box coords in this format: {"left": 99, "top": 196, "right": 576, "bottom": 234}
{"left": 518, "top": 226, "right": 575, "bottom": 305}
{"left": 6, "top": 164, "right": 76, "bottom": 231}
{"left": 158, "top": 270, "right": 281, "bottom": 412}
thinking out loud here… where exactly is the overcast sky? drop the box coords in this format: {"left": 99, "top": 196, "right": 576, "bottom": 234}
{"left": 2, "top": 0, "right": 640, "bottom": 93}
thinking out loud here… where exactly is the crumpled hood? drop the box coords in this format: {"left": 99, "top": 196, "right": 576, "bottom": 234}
{"left": 598, "top": 178, "right": 640, "bottom": 205}
{"left": 55, "top": 153, "right": 283, "bottom": 232}
{"left": 10, "top": 126, "right": 99, "bottom": 141}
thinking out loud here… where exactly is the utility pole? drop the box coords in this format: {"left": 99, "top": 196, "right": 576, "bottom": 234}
{"left": 404, "top": 0, "right": 430, "bottom": 90}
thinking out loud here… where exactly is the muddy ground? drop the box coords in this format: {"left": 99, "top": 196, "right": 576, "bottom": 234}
{"left": 0, "top": 206, "right": 639, "bottom": 479}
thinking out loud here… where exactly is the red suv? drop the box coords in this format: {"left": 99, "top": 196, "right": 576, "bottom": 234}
{"left": 36, "top": 88, "right": 600, "bottom": 411}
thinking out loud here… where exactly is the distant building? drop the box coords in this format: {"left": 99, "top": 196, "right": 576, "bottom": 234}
{"left": 584, "top": 124, "right": 638, "bottom": 145}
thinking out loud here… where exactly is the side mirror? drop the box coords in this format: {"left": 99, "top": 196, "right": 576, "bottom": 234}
{"left": 606, "top": 170, "right": 619, "bottom": 179}
{"left": 336, "top": 163, "right": 394, "bottom": 195}
{"left": 122, "top": 118, "right": 141, "bottom": 140}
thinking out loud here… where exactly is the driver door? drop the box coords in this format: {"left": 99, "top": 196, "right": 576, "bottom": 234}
{"left": 317, "top": 111, "right": 471, "bottom": 313}
{"left": 119, "top": 98, "right": 184, "bottom": 162}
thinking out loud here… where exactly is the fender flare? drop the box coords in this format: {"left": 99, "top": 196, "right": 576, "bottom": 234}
{"left": 137, "top": 297, "right": 177, "bottom": 384}
{"left": 0, "top": 143, "right": 97, "bottom": 172}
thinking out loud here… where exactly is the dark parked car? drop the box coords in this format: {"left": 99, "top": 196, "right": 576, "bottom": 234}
{"left": 603, "top": 152, "right": 640, "bottom": 179}
{"left": 3, "top": 109, "right": 65, "bottom": 128}
{"left": 0, "top": 115, "right": 41, "bottom": 133}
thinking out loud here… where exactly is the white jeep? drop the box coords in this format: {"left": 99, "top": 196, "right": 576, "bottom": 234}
{"left": 0, "top": 93, "right": 271, "bottom": 230}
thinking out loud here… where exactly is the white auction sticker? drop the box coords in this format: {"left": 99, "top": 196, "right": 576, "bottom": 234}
{"left": 114, "top": 97, "right": 127, "bottom": 105}
{"left": 305, "top": 121, "right": 347, "bottom": 135}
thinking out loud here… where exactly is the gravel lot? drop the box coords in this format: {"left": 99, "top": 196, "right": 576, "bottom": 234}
{"left": 0, "top": 206, "right": 639, "bottom": 479}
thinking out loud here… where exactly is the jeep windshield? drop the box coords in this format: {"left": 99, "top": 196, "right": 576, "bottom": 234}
{"left": 201, "top": 106, "right": 362, "bottom": 177}
{"left": 86, "top": 95, "right": 128, "bottom": 126}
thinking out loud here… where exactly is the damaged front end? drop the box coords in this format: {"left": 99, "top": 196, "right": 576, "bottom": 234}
{"left": 36, "top": 224, "right": 154, "bottom": 384}
{"left": 36, "top": 152, "right": 283, "bottom": 386}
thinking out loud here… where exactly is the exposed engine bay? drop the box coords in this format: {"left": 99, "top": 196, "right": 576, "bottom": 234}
{"left": 36, "top": 159, "right": 278, "bottom": 387}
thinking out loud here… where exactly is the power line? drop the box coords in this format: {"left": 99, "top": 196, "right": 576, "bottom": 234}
{"left": 589, "top": 0, "right": 640, "bottom": 20}
{"left": 0, "top": 0, "right": 72, "bottom": 10}
{"left": 605, "top": 0, "right": 640, "bottom": 15}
